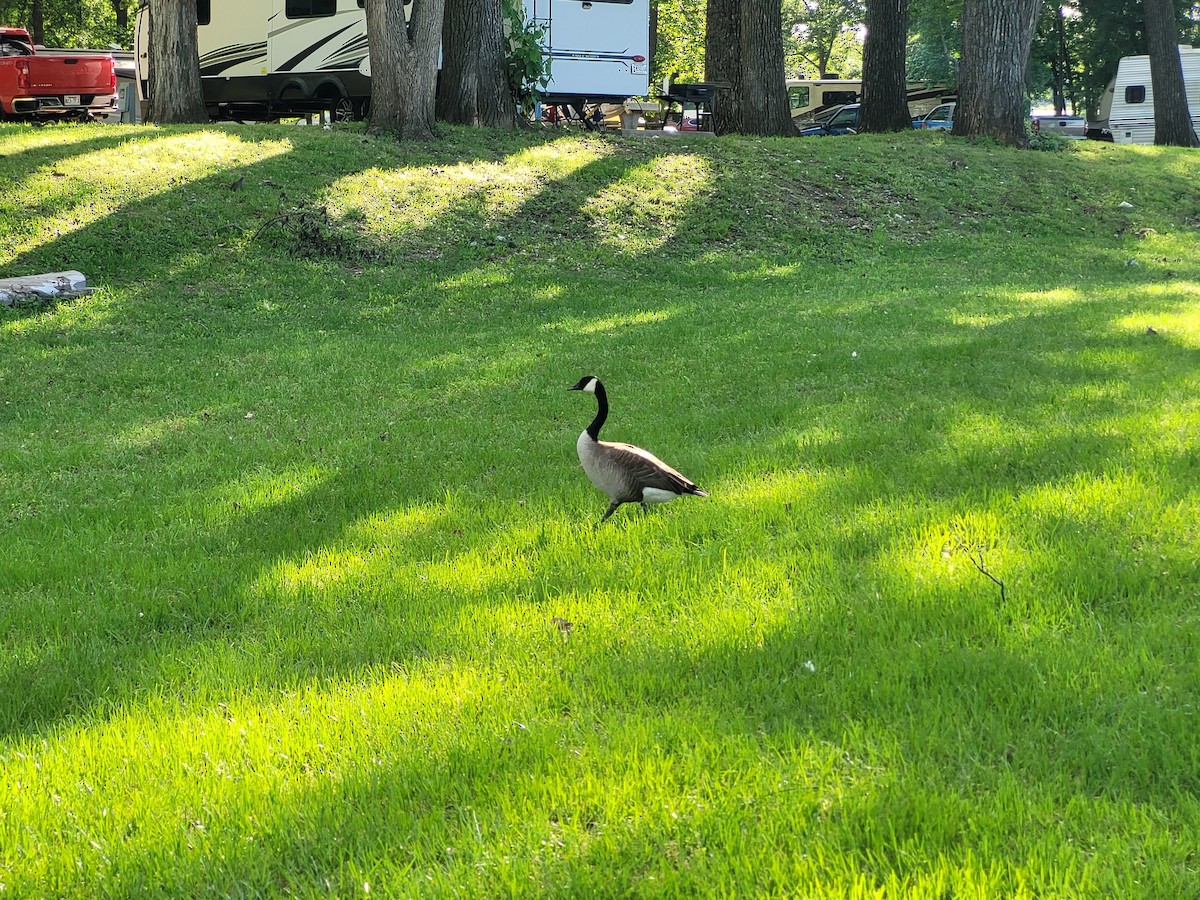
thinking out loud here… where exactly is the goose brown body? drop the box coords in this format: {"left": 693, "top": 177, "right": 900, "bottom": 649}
{"left": 569, "top": 376, "right": 707, "bottom": 522}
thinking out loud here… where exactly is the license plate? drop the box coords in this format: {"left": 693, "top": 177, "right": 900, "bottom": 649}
{"left": 64, "top": 95, "right": 81, "bottom": 106}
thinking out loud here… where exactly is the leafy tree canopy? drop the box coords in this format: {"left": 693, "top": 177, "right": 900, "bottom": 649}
{"left": 0, "top": 0, "right": 136, "bottom": 49}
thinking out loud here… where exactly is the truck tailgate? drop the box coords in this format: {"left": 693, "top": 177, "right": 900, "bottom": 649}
{"left": 25, "top": 56, "right": 112, "bottom": 93}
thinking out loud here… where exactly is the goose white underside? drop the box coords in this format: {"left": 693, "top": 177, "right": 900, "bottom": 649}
{"left": 641, "top": 487, "right": 681, "bottom": 504}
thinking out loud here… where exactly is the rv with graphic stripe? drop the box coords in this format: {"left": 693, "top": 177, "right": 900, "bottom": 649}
{"left": 135, "top": 0, "right": 650, "bottom": 121}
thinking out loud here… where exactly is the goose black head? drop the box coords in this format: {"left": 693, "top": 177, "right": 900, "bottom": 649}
{"left": 569, "top": 375, "right": 600, "bottom": 393}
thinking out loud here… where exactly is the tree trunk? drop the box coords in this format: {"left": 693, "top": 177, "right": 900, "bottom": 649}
{"left": 147, "top": 0, "right": 207, "bottom": 123}
{"left": 30, "top": 0, "right": 44, "bottom": 45}
{"left": 953, "top": 0, "right": 1041, "bottom": 147}
{"left": 1052, "top": 3, "right": 1068, "bottom": 115}
{"left": 706, "top": 0, "right": 794, "bottom": 136}
{"left": 705, "top": 0, "right": 743, "bottom": 134}
{"left": 860, "top": 0, "right": 911, "bottom": 132}
{"left": 649, "top": 0, "right": 658, "bottom": 85}
{"left": 1144, "top": 0, "right": 1200, "bottom": 146}
{"left": 366, "top": 0, "right": 446, "bottom": 141}
{"left": 737, "top": 0, "right": 796, "bottom": 135}
{"left": 436, "top": 0, "right": 515, "bottom": 128}
{"left": 113, "top": 0, "right": 128, "bottom": 31}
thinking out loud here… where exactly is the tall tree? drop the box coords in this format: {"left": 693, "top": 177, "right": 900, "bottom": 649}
{"left": 365, "top": 0, "right": 446, "bottom": 140}
{"left": 1074, "top": 0, "right": 1142, "bottom": 118}
{"left": 146, "top": 0, "right": 206, "bottom": 123}
{"left": 739, "top": 0, "right": 798, "bottom": 133}
{"left": 1144, "top": 0, "right": 1200, "bottom": 144}
{"left": 0, "top": 0, "right": 138, "bottom": 49}
{"left": 706, "top": 0, "right": 744, "bottom": 133}
{"left": 436, "top": 0, "right": 514, "bottom": 128}
{"left": 706, "top": 0, "right": 795, "bottom": 135}
{"left": 859, "top": 0, "right": 911, "bottom": 131}
{"left": 653, "top": 0, "right": 705, "bottom": 87}
{"left": 783, "top": 0, "right": 865, "bottom": 79}
{"left": 953, "top": 0, "right": 1041, "bottom": 146}
{"left": 30, "top": 0, "right": 44, "bottom": 44}
{"left": 907, "top": 0, "right": 961, "bottom": 84}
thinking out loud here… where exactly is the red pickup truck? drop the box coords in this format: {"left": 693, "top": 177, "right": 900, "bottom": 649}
{"left": 0, "top": 26, "right": 117, "bottom": 122}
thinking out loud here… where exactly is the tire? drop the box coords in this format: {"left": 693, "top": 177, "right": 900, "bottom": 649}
{"left": 330, "top": 94, "right": 355, "bottom": 122}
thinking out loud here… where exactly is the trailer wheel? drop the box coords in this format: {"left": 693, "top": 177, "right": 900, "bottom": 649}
{"left": 330, "top": 95, "right": 356, "bottom": 122}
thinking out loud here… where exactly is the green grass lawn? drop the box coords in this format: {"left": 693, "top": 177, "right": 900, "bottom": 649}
{"left": 2, "top": 120, "right": 1199, "bottom": 897}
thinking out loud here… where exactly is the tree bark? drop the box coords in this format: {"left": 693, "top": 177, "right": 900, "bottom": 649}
{"left": 738, "top": 0, "right": 797, "bottom": 135}
{"left": 1052, "top": 3, "right": 1068, "bottom": 115}
{"left": 147, "top": 0, "right": 207, "bottom": 123}
{"left": 30, "top": 0, "right": 44, "bottom": 45}
{"left": 706, "top": 0, "right": 794, "bottom": 135}
{"left": 860, "top": 0, "right": 911, "bottom": 132}
{"left": 953, "top": 0, "right": 1042, "bottom": 147}
{"left": 366, "top": 0, "right": 446, "bottom": 141}
{"left": 114, "top": 0, "right": 128, "bottom": 31}
{"left": 705, "top": 0, "right": 743, "bottom": 134}
{"left": 1144, "top": 0, "right": 1200, "bottom": 146}
{"left": 436, "top": 0, "right": 515, "bottom": 128}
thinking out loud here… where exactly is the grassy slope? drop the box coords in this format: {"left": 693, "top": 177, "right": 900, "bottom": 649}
{"left": 1, "top": 122, "right": 1199, "bottom": 897}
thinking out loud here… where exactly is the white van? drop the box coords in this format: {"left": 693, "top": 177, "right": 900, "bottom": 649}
{"left": 1092, "top": 45, "right": 1200, "bottom": 144}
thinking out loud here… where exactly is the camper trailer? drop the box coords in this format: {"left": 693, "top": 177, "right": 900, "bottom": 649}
{"left": 1091, "top": 45, "right": 1200, "bottom": 144}
{"left": 135, "top": 0, "right": 649, "bottom": 121}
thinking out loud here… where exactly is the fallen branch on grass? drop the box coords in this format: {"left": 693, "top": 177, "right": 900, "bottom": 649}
{"left": 0, "top": 271, "right": 93, "bottom": 307}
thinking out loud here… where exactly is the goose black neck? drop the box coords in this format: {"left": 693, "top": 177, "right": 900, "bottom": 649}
{"left": 586, "top": 381, "right": 608, "bottom": 440}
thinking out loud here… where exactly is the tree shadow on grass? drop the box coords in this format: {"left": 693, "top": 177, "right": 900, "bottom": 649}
{"left": 3, "top": 215, "right": 1199, "bottom": 742}
{"left": 2, "top": 126, "right": 1199, "bottom": 853}
{"left": 4, "top": 285, "right": 1200, "bottom": 893}
{"left": 23, "top": 489, "right": 1198, "bottom": 897}
{"left": 0, "top": 124, "right": 162, "bottom": 172}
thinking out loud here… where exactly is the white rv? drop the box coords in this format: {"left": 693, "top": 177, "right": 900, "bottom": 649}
{"left": 135, "top": 0, "right": 649, "bottom": 121}
{"left": 527, "top": 0, "right": 649, "bottom": 103}
{"left": 1092, "top": 45, "right": 1200, "bottom": 144}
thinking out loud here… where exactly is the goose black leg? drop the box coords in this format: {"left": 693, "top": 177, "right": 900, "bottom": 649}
{"left": 596, "top": 500, "right": 621, "bottom": 527}
{"left": 640, "top": 501, "right": 649, "bottom": 515}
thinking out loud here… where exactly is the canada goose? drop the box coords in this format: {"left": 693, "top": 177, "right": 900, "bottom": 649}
{"left": 569, "top": 375, "right": 708, "bottom": 523}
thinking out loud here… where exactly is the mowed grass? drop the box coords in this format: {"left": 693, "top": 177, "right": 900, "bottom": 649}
{"left": 1, "top": 120, "right": 1199, "bottom": 897}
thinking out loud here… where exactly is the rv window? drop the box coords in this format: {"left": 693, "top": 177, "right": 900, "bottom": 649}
{"left": 824, "top": 90, "right": 857, "bottom": 106}
{"left": 788, "top": 87, "right": 811, "bottom": 109}
{"left": 1125, "top": 85, "right": 1146, "bottom": 104}
{"left": 286, "top": 0, "right": 337, "bottom": 18}
{"left": 196, "top": 0, "right": 210, "bottom": 25}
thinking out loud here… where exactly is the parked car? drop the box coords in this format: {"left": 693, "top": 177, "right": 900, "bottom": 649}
{"left": 912, "top": 101, "right": 955, "bottom": 130}
{"left": 798, "top": 103, "right": 860, "bottom": 136}
{"left": 0, "top": 26, "right": 116, "bottom": 122}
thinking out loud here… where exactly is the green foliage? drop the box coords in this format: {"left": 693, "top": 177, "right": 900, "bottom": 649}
{"left": 906, "top": 0, "right": 961, "bottom": 83}
{"left": 783, "top": 0, "right": 865, "bottom": 79}
{"left": 1025, "top": 122, "right": 1076, "bottom": 150}
{"left": 0, "top": 0, "right": 137, "bottom": 49}
{"left": 652, "top": 0, "right": 705, "bottom": 89}
{"left": 3, "top": 121, "right": 1200, "bottom": 897}
{"left": 1070, "top": 0, "right": 1144, "bottom": 116}
{"left": 502, "top": 0, "right": 550, "bottom": 115}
